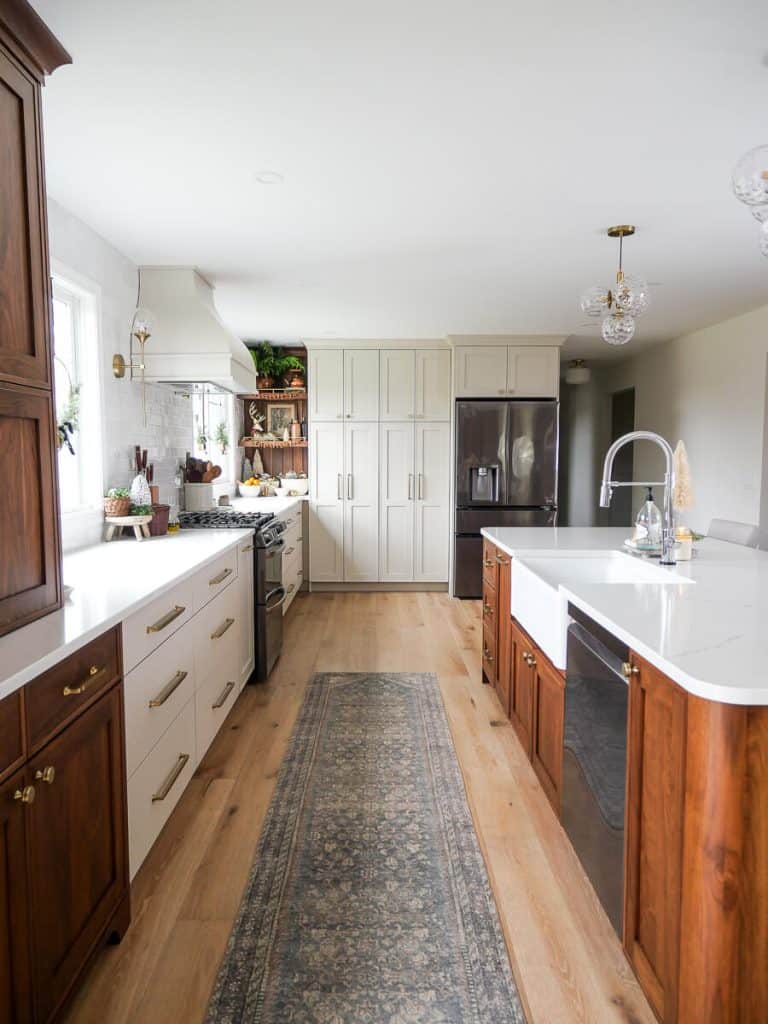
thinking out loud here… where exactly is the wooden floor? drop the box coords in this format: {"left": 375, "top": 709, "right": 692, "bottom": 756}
{"left": 65, "top": 592, "right": 654, "bottom": 1024}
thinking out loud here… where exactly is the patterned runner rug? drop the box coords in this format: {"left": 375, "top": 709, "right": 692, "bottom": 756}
{"left": 205, "top": 672, "right": 526, "bottom": 1024}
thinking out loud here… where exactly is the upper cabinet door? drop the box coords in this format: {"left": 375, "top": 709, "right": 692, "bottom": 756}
{"left": 414, "top": 350, "right": 451, "bottom": 421}
{"left": 343, "top": 349, "right": 379, "bottom": 420}
{"left": 379, "top": 350, "right": 415, "bottom": 421}
{"left": 454, "top": 346, "right": 508, "bottom": 398}
{"left": 0, "top": 50, "right": 51, "bottom": 389}
{"left": 507, "top": 347, "right": 559, "bottom": 398}
{"left": 309, "top": 349, "right": 344, "bottom": 421}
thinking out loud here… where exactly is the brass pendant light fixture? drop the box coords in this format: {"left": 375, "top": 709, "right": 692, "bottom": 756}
{"left": 580, "top": 225, "right": 650, "bottom": 346}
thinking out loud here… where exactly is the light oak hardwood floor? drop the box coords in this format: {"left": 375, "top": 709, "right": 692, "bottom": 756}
{"left": 65, "top": 592, "right": 654, "bottom": 1024}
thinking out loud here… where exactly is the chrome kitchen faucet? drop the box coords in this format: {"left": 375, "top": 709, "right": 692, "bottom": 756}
{"left": 599, "top": 430, "right": 677, "bottom": 565}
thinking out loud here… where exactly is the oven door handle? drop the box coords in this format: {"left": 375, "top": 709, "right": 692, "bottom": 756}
{"left": 265, "top": 586, "right": 287, "bottom": 612}
{"left": 264, "top": 537, "right": 286, "bottom": 554}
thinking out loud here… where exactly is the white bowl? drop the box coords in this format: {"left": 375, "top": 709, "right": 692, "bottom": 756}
{"left": 280, "top": 477, "right": 309, "bottom": 495}
{"left": 238, "top": 482, "right": 263, "bottom": 497}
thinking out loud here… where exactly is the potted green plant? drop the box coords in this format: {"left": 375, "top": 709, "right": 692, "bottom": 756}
{"left": 278, "top": 353, "right": 306, "bottom": 389}
{"left": 250, "top": 341, "right": 281, "bottom": 389}
{"left": 215, "top": 421, "right": 230, "bottom": 453}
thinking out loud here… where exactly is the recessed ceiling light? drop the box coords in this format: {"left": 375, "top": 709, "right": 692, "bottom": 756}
{"left": 253, "top": 170, "right": 284, "bottom": 185}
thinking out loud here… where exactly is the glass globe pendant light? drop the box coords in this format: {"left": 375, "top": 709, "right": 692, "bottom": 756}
{"left": 579, "top": 225, "right": 650, "bottom": 347}
{"left": 733, "top": 146, "right": 768, "bottom": 258}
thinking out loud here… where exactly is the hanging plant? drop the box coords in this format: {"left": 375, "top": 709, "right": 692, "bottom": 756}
{"left": 215, "top": 421, "right": 230, "bottom": 453}
{"left": 197, "top": 430, "right": 208, "bottom": 452}
{"left": 55, "top": 356, "right": 80, "bottom": 456}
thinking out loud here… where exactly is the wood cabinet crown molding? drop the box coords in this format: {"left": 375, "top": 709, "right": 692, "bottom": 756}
{"left": 0, "top": 0, "right": 71, "bottom": 79}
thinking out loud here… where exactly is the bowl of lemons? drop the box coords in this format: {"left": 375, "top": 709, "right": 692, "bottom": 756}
{"left": 238, "top": 477, "right": 262, "bottom": 497}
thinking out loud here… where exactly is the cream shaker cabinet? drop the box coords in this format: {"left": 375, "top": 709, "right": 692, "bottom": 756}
{"left": 380, "top": 349, "right": 451, "bottom": 421}
{"left": 309, "top": 422, "right": 345, "bottom": 581}
{"left": 309, "top": 348, "right": 379, "bottom": 421}
{"left": 455, "top": 345, "right": 559, "bottom": 398}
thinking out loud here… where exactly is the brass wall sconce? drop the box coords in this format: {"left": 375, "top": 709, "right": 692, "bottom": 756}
{"left": 113, "top": 271, "right": 155, "bottom": 424}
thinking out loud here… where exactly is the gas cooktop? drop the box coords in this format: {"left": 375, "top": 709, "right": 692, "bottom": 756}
{"left": 178, "top": 508, "right": 275, "bottom": 530}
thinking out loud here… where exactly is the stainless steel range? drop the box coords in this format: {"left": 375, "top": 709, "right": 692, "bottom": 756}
{"left": 178, "top": 508, "right": 286, "bottom": 681}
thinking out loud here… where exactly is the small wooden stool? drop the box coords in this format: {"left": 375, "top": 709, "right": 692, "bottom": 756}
{"left": 105, "top": 514, "right": 153, "bottom": 541}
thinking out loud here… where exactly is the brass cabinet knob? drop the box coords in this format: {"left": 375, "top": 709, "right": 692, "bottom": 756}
{"left": 35, "top": 766, "right": 56, "bottom": 785}
{"left": 622, "top": 662, "right": 639, "bottom": 678}
{"left": 495, "top": 554, "right": 506, "bottom": 565}
{"left": 483, "top": 648, "right": 494, "bottom": 663}
{"left": 483, "top": 558, "right": 494, "bottom": 568}
{"left": 13, "top": 785, "right": 35, "bottom": 805}
{"left": 483, "top": 602, "right": 493, "bottom": 615}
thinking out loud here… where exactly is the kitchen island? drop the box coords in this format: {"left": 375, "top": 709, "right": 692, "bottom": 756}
{"left": 480, "top": 526, "right": 768, "bottom": 1024}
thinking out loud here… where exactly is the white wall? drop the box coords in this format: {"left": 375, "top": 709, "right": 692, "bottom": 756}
{"left": 48, "top": 199, "right": 193, "bottom": 551}
{"left": 601, "top": 304, "right": 768, "bottom": 534}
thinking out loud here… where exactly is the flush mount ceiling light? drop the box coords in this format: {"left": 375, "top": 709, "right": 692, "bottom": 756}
{"left": 564, "top": 359, "right": 591, "bottom": 385}
{"left": 580, "top": 225, "right": 650, "bottom": 347}
{"left": 253, "top": 170, "right": 284, "bottom": 185}
{"left": 732, "top": 145, "right": 768, "bottom": 257}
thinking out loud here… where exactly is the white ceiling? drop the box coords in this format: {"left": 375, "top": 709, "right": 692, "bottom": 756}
{"left": 32, "top": 0, "right": 768, "bottom": 361}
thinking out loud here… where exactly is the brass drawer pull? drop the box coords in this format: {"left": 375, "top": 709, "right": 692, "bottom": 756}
{"left": 523, "top": 651, "right": 537, "bottom": 668}
{"left": 241, "top": 544, "right": 254, "bottom": 552}
{"left": 13, "top": 785, "right": 35, "bottom": 805}
{"left": 209, "top": 567, "right": 233, "bottom": 586}
{"left": 287, "top": 583, "right": 295, "bottom": 594}
{"left": 483, "top": 647, "right": 494, "bottom": 663}
{"left": 297, "top": 536, "right": 303, "bottom": 542}
{"left": 483, "top": 558, "right": 494, "bottom": 568}
{"left": 34, "top": 766, "right": 55, "bottom": 785}
{"left": 210, "top": 617, "right": 235, "bottom": 640}
{"left": 483, "top": 602, "right": 494, "bottom": 616}
{"left": 63, "top": 664, "right": 107, "bottom": 696}
{"left": 285, "top": 546, "right": 295, "bottom": 556}
{"left": 149, "top": 670, "right": 188, "bottom": 708}
{"left": 622, "top": 662, "right": 639, "bottom": 678}
{"left": 495, "top": 554, "right": 506, "bottom": 565}
{"left": 152, "top": 754, "right": 190, "bottom": 802}
{"left": 146, "top": 605, "right": 186, "bottom": 634}
{"left": 212, "top": 681, "right": 236, "bottom": 710}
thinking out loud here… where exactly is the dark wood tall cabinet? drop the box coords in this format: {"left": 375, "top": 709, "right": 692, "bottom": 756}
{"left": 0, "top": 1, "right": 70, "bottom": 637}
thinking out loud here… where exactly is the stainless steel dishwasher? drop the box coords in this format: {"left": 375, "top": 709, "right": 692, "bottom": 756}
{"left": 562, "top": 605, "right": 629, "bottom": 938}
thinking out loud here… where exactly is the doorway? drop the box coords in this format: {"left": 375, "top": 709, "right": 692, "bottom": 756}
{"left": 609, "top": 388, "right": 635, "bottom": 527}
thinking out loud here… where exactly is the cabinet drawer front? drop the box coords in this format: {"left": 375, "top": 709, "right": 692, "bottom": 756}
{"left": 0, "top": 689, "right": 24, "bottom": 780}
{"left": 122, "top": 577, "right": 195, "bottom": 674}
{"left": 482, "top": 539, "right": 498, "bottom": 589}
{"left": 482, "top": 580, "right": 497, "bottom": 628}
{"left": 482, "top": 621, "right": 497, "bottom": 681}
{"left": 283, "top": 548, "right": 303, "bottom": 614}
{"left": 127, "top": 697, "right": 196, "bottom": 879}
{"left": 124, "top": 619, "right": 197, "bottom": 778}
{"left": 25, "top": 627, "right": 120, "bottom": 752}
{"left": 195, "top": 644, "right": 239, "bottom": 762}
{"left": 194, "top": 582, "right": 241, "bottom": 691}
{"left": 193, "top": 548, "right": 238, "bottom": 613}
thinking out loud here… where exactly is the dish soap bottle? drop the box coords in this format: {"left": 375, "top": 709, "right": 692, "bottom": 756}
{"left": 635, "top": 487, "right": 662, "bottom": 547}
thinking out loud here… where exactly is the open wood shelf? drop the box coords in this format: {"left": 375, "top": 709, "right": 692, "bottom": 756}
{"left": 242, "top": 389, "right": 307, "bottom": 401}
{"left": 240, "top": 438, "right": 308, "bottom": 449}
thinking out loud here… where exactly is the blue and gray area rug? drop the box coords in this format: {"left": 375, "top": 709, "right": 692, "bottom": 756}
{"left": 206, "top": 672, "right": 526, "bottom": 1023}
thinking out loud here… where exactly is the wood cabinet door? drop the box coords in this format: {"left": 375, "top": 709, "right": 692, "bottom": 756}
{"left": 509, "top": 621, "right": 534, "bottom": 757}
{"left": 413, "top": 422, "right": 450, "bottom": 582}
{"left": 624, "top": 654, "right": 686, "bottom": 1024}
{"left": 0, "top": 47, "right": 51, "bottom": 389}
{"left": 507, "top": 347, "right": 559, "bottom": 398}
{"left": 0, "top": 769, "right": 32, "bottom": 1024}
{"left": 454, "top": 346, "right": 508, "bottom": 398}
{"left": 343, "top": 421, "right": 379, "bottom": 582}
{"left": 379, "top": 421, "right": 415, "bottom": 582}
{"left": 531, "top": 650, "right": 565, "bottom": 815}
{"left": 27, "top": 685, "right": 128, "bottom": 1024}
{"left": 379, "top": 350, "right": 414, "bottom": 420}
{"left": 0, "top": 383, "right": 61, "bottom": 636}
{"left": 494, "top": 555, "right": 512, "bottom": 716}
{"left": 414, "top": 349, "right": 451, "bottom": 421}
{"left": 343, "top": 349, "right": 379, "bottom": 421}
{"left": 308, "top": 349, "right": 343, "bottom": 421}
{"left": 309, "top": 421, "right": 344, "bottom": 581}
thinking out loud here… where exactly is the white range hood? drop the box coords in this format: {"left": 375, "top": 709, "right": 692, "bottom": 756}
{"left": 138, "top": 267, "right": 256, "bottom": 394}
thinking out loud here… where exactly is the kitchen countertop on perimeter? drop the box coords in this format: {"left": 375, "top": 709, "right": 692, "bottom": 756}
{"left": 0, "top": 529, "right": 254, "bottom": 701}
{"left": 481, "top": 526, "right": 768, "bottom": 705}
{"left": 230, "top": 495, "right": 307, "bottom": 517}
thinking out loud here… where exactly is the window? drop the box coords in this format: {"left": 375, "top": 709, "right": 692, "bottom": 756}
{"left": 193, "top": 391, "right": 236, "bottom": 482}
{"left": 52, "top": 275, "right": 103, "bottom": 515}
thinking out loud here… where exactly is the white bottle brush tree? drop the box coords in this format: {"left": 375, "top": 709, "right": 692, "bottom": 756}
{"left": 672, "top": 440, "right": 693, "bottom": 530}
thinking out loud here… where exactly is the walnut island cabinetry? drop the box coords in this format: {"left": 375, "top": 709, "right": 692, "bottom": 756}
{"left": 482, "top": 531, "right": 768, "bottom": 1024}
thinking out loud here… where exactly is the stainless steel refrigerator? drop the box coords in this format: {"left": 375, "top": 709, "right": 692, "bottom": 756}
{"left": 454, "top": 399, "right": 559, "bottom": 597}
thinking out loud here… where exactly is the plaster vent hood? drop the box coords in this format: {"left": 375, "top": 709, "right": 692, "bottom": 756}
{"left": 138, "top": 267, "right": 256, "bottom": 394}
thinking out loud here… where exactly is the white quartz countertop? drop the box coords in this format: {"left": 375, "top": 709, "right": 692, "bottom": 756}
{"left": 482, "top": 526, "right": 768, "bottom": 705}
{"left": 0, "top": 529, "right": 253, "bottom": 701}
{"left": 230, "top": 495, "right": 306, "bottom": 517}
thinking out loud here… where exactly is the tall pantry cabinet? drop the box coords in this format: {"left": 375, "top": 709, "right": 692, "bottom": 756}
{"left": 309, "top": 347, "right": 451, "bottom": 584}
{"left": 0, "top": 4, "right": 70, "bottom": 637}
